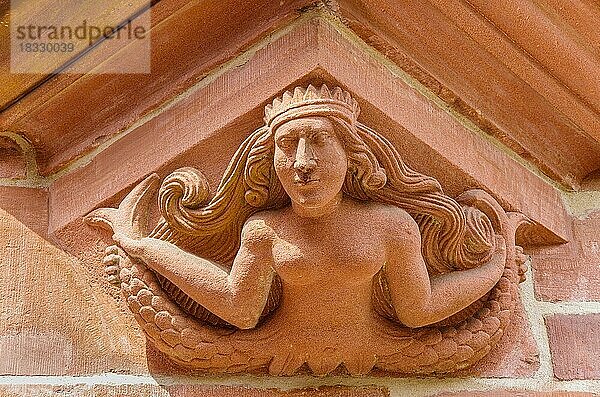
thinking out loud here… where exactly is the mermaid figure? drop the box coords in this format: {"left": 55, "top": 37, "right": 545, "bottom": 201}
{"left": 87, "top": 84, "right": 528, "bottom": 376}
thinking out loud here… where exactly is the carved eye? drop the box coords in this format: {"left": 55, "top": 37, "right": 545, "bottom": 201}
{"left": 277, "top": 136, "right": 296, "bottom": 150}
{"left": 309, "top": 132, "right": 329, "bottom": 146}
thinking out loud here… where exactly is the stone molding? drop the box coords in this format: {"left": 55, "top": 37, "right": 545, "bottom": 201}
{"left": 45, "top": 17, "right": 570, "bottom": 249}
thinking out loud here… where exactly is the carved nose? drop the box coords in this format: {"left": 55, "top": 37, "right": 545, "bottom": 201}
{"left": 293, "top": 137, "right": 317, "bottom": 173}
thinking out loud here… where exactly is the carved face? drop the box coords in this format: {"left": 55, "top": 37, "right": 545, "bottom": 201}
{"left": 273, "top": 116, "right": 347, "bottom": 211}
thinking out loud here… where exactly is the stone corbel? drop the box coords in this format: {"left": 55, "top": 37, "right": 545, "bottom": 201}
{"left": 85, "top": 84, "right": 531, "bottom": 376}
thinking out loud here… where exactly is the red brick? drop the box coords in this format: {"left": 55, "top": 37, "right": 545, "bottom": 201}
{"left": 161, "top": 386, "right": 388, "bottom": 397}
{"left": 546, "top": 314, "right": 600, "bottom": 380}
{"left": 3, "top": 386, "right": 594, "bottom": 397}
{"left": 531, "top": 212, "right": 600, "bottom": 301}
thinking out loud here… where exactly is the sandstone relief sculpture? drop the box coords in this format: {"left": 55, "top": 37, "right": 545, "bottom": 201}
{"left": 86, "top": 84, "right": 529, "bottom": 376}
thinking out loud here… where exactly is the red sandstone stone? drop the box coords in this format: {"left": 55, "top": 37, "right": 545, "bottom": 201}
{"left": 0, "top": 186, "right": 48, "bottom": 237}
{"left": 77, "top": 85, "right": 538, "bottom": 377}
{"left": 1, "top": 386, "right": 596, "bottom": 396}
{"left": 426, "top": 0, "right": 600, "bottom": 147}
{"left": 0, "top": 0, "right": 596, "bottom": 394}
{"left": 0, "top": 209, "right": 148, "bottom": 375}
{"left": 3, "top": 0, "right": 313, "bottom": 175}
{"left": 531, "top": 212, "right": 600, "bottom": 302}
{"left": 467, "top": 0, "right": 600, "bottom": 114}
{"left": 162, "top": 386, "right": 389, "bottom": 397}
{"left": 0, "top": 0, "right": 154, "bottom": 110}
{"left": 4, "top": 1, "right": 600, "bottom": 193}
{"left": 546, "top": 314, "right": 600, "bottom": 380}
{"left": 465, "top": 300, "right": 539, "bottom": 377}
{"left": 339, "top": 1, "right": 600, "bottom": 189}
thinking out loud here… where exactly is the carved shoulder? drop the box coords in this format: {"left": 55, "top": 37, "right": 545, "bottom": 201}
{"left": 376, "top": 204, "right": 421, "bottom": 248}
{"left": 241, "top": 214, "right": 277, "bottom": 249}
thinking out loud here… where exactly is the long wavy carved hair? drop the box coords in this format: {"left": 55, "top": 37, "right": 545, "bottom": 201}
{"left": 149, "top": 115, "right": 497, "bottom": 325}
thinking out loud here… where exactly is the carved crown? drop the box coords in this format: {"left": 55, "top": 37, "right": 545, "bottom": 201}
{"left": 264, "top": 84, "right": 360, "bottom": 129}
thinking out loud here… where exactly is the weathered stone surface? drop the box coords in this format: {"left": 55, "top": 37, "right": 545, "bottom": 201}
{"left": 6, "top": 1, "right": 600, "bottom": 193}
{"left": 0, "top": 0, "right": 153, "bottom": 110}
{"left": 531, "top": 212, "right": 600, "bottom": 302}
{"left": 1, "top": 385, "right": 595, "bottom": 396}
{"left": 546, "top": 314, "right": 600, "bottom": 380}
{"left": 0, "top": 187, "right": 47, "bottom": 237}
{"left": 0, "top": 385, "right": 389, "bottom": 397}
{"left": 0, "top": 209, "right": 147, "bottom": 375}
{"left": 0, "top": 1, "right": 596, "bottom": 396}
{"left": 0, "top": 27, "right": 545, "bottom": 382}
{"left": 3, "top": 0, "right": 314, "bottom": 176}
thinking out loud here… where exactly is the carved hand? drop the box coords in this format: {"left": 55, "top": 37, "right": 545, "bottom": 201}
{"left": 515, "top": 245, "right": 529, "bottom": 282}
{"left": 491, "top": 234, "right": 507, "bottom": 278}
{"left": 112, "top": 233, "right": 150, "bottom": 261}
{"left": 102, "top": 245, "right": 123, "bottom": 285}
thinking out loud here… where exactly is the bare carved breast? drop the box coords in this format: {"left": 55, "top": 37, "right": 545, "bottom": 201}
{"left": 267, "top": 207, "right": 386, "bottom": 286}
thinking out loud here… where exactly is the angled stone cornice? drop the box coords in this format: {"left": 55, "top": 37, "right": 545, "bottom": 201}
{"left": 45, "top": 16, "right": 570, "bottom": 248}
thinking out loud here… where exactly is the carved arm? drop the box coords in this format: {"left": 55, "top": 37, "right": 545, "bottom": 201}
{"left": 114, "top": 218, "right": 276, "bottom": 329}
{"left": 384, "top": 213, "right": 506, "bottom": 328}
